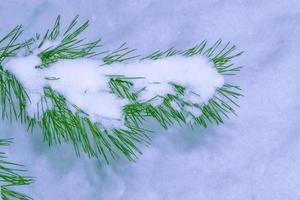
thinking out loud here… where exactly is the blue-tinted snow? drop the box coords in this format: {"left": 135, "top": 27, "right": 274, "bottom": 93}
{"left": 1, "top": 0, "right": 300, "bottom": 199}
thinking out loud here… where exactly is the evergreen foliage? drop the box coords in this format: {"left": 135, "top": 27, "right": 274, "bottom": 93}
{"left": 0, "top": 16, "right": 243, "bottom": 164}
{"left": 0, "top": 138, "right": 33, "bottom": 200}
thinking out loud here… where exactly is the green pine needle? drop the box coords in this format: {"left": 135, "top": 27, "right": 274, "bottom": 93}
{"left": 35, "top": 15, "right": 102, "bottom": 68}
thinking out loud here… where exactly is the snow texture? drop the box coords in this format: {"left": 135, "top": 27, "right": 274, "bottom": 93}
{"left": 1, "top": 0, "right": 300, "bottom": 200}
{"left": 105, "top": 56, "right": 223, "bottom": 102}
{"left": 4, "top": 54, "right": 222, "bottom": 125}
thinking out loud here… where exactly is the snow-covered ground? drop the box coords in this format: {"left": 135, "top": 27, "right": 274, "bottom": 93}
{"left": 1, "top": 0, "right": 300, "bottom": 199}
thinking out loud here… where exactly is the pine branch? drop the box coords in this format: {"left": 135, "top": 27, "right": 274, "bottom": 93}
{"left": 0, "top": 16, "right": 243, "bottom": 163}
{"left": 108, "top": 40, "right": 243, "bottom": 128}
{"left": 0, "top": 138, "right": 34, "bottom": 200}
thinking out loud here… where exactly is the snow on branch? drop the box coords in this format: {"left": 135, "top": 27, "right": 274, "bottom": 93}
{"left": 4, "top": 54, "right": 224, "bottom": 125}
{"left": 0, "top": 16, "right": 243, "bottom": 163}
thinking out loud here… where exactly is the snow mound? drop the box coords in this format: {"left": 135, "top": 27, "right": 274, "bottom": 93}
{"left": 4, "top": 53, "right": 223, "bottom": 126}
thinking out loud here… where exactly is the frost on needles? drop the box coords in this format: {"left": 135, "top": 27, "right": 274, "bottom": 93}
{"left": 0, "top": 16, "right": 243, "bottom": 163}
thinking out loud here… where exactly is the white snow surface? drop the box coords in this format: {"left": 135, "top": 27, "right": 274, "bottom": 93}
{"left": 1, "top": 0, "right": 300, "bottom": 200}
{"left": 104, "top": 56, "right": 223, "bottom": 102}
{"left": 4, "top": 54, "right": 222, "bottom": 125}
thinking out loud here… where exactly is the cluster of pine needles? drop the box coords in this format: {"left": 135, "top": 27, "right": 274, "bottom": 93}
{"left": 0, "top": 139, "right": 33, "bottom": 200}
{"left": 0, "top": 15, "right": 242, "bottom": 199}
